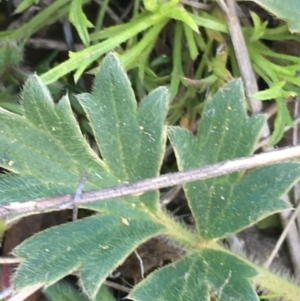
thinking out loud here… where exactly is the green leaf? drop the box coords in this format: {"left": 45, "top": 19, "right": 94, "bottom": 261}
{"left": 45, "top": 280, "right": 85, "bottom": 301}
{"left": 69, "top": 0, "right": 94, "bottom": 47}
{"left": 168, "top": 5, "right": 199, "bottom": 33}
{"left": 170, "top": 79, "right": 264, "bottom": 167}
{"left": 1, "top": 52, "right": 169, "bottom": 298}
{"left": 130, "top": 250, "right": 259, "bottom": 301}
{"left": 44, "top": 280, "right": 116, "bottom": 301}
{"left": 270, "top": 98, "right": 295, "bottom": 145}
{"left": 78, "top": 54, "right": 168, "bottom": 182}
{"left": 169, "top": 21, "right": 184, "bottom": 99}
{"left": 250, "top": 0, "right": 300, "bottom": 33}
{"left": 253, "top": 81, "right": 287, "bottom": 100}
{"left": 0, "top": 53, "right": 168, "bottom": 208}
{"left": 253, "top": 83, "right": 295, "bottom": 145}
{"left": 249, "top": 11, "right": 268, "bottom": 41}
{"left": 120, "top": 20, "right": 168, "bottom": 70}
{"left": 0, "top": 75, "right": 111, "bottom": 202}
{"left": 14, "top": 214, "right": 164, "bottom": 298}
{"left": 183, "top": 23, "right": 198, "bottom": 60}
{"left": 168, "top": 79, "right": 300, "bottom": 239}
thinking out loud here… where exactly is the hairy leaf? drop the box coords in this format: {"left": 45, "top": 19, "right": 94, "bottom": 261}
{"left": 14, "top": 213, "right": 164, "bottom": 298}
{"left": 0, "top": 53, "right": 168, "bottom": 208}
{"left": 77, "top": 54, "right": 168, "bottom": 183}
{"left": 0, "top": 75, "right": 112, "bottom": 202}
{"left": 130, "top": 250, "right": 259, "bottom": 301}
{"left": 168, "top": 79, "right": 300, "bottom": 239}
{"left": 0, "top": 53, "right": 169, "bottom": 297}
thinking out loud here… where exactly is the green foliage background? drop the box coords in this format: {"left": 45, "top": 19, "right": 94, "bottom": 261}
{"left": 1, "top": 0, "right": 300, "bottom": 300}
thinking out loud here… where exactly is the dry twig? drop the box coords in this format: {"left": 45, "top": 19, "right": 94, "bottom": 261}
{"left": 216, "top": 0, "right": 261, "bottom": 113}
{"left": 1, "top": 145, "right": 300, "bottom": 218}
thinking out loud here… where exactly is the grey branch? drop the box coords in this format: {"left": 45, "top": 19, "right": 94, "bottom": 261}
{"left": 1, "top": 145, "right": 300, "bottom": 218}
